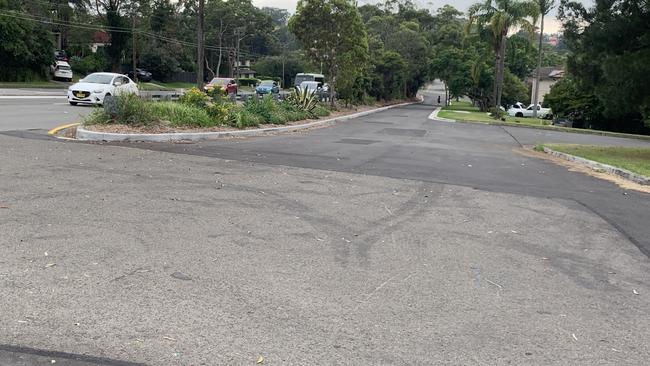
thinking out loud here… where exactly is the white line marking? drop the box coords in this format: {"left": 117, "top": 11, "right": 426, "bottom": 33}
{"left": 0, "top": 95, "right": 65, "bottom": 99}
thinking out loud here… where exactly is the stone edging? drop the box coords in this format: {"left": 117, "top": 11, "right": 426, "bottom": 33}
{"left": 76, "top": 100, "right": 419, "bottom": 142}
{"left": 543, "top": 147, "right": 650, "bottom": 186}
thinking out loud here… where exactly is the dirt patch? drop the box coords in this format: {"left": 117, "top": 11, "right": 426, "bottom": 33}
{"left": 517, "top": 147, "right": 650, "bottom": 194}
{"left": 82, "top": 100, "right": 413, "bottom": 135}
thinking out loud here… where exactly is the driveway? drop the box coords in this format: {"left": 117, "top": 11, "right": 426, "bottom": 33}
{"left": 0, "top": 97, "right": 648, "bottom": 365}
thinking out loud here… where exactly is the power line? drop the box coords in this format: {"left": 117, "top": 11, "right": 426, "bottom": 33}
{"left": 0, "top": 10, "right": 264, "bottom": 57}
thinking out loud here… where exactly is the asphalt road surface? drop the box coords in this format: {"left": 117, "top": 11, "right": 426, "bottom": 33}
{"left": 0, "top": 89, "right": 649, "bottom": 365}
{"left": 0, "top": 92, "right": 91, "bottom": 131}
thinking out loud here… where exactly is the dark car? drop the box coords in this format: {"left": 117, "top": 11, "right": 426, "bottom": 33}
{"left": 127, "top": 69, "right": 153, "bottom": 82}
{"left": 54, "top": 50, "right": 68, "bottom": 62}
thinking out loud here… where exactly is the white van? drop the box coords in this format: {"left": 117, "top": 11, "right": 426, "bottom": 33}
{"left": 294, "top": 73, "right": 324, "bottom": 87}
{"left": 50, "top": 61, "right": 73, "bottom": 82}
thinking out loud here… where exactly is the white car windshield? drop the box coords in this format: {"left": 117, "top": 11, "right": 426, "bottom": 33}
{"left": 58, "top": 66, "right": 71, "bottom": 71}
{"left": 83, "top": 74, "right": 113, "bottom": 84}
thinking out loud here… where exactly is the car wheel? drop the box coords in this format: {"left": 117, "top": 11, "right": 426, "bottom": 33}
{"left": 515, "top": 112, "right": 523, "bottom": 117}
{"left": 69, "top": 101, "right": 78, "bottom": 106}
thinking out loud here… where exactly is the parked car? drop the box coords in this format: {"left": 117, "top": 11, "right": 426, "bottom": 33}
{"left": 255, "top": 80, "right": 280, "bottom": 95}
{"left": 204, "top": 77, "right": 238, "bottom": 95}
{"left": 127, "top": 68, "right": 152, "bottom": 82}
{"left": 507, "top": 102, "right": 552, "bottom": 119}
{"left": 54, "top": 49, "right": 68, "bottom": 62}
{"left": 67, "top": 72, "right": 138, "bottom": 106}
{"left": 298, "top": 81, "right": 320, "bottom": 94}
{"left": 50, "top": 61, "right": 73, "bottom": 82}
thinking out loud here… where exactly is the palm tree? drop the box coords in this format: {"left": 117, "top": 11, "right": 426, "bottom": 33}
{"left": 531, "top": 0, "right": 555, "bottom": 118}
{"left": 468, "top": 0, "right": 539, "bottom": 117}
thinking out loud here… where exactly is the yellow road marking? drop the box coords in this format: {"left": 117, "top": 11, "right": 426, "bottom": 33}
{"left": 48, "top": 122, "right": 80, "bottom": 135}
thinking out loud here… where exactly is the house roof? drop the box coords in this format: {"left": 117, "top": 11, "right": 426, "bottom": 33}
{"left": 534, "top": 66, "right": 564, "bottom": 80}
{"left": 92, "top": 31, "right": 110, "bottom": 43}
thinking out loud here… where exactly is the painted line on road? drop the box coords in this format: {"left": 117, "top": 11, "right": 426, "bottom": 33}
{"left": 48, "top": 123, "right": 80, "bottom": 135}
{"left": 0, "top": 95, "right": 65, "bottom": 99}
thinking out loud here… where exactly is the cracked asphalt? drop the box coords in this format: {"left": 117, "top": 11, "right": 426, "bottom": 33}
{"left": 0, "top": 87, "right": 649, "bottom": 365}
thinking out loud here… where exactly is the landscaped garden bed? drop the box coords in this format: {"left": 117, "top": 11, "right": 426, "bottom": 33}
{"left": 81, "top": 88, "right": 403, "bottom": 135}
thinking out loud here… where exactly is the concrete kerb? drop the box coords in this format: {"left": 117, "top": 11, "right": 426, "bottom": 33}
{"left": 428, "top": 107, "right": 456, "bottom": 122}
{"left": 75, "top": 100, "right": 420, "bottom": 143}
{"left": 542, "top": 146, "right": 650, "bottom": 186}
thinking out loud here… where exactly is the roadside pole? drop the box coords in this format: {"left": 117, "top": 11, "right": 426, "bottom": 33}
{"left": 132, "top": 15, "right": 137, "bottom": 82}
{"left": 197, "top": 0, "right": 205, "bottom": 89}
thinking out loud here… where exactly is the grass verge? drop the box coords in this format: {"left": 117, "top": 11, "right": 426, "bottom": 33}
{"left": 437, "top": 101, "right": 650, "bottom": 141}
{"left": 544, "top": 144, "right": 650, "bottom": 177}
{"left": 439, "top": 101, "right": 549, "bottom": 126}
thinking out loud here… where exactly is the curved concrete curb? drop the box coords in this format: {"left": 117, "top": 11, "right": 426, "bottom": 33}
{"left": 76, "top": 100, "right": 419, "bottom": 142}
{"left": 428, "top": 107, "right": 456, "bottom": 122}
{"left": 543, "top": 147, "right": 650, "bottom": 186}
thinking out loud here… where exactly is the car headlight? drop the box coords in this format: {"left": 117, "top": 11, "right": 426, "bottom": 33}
{"left": 93, "top": 89, "right": 103, "bottom": 94}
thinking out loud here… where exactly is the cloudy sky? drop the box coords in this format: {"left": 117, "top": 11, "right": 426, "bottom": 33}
{"left": 251, "top": 0, "right": 574, "bottom": 33}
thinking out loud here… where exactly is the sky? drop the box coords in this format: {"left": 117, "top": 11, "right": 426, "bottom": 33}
{"left": 251, "top": 0, "right": 573, "bottom": 34}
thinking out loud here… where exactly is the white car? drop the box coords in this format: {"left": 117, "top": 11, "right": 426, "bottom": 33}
{"left": 67, "top": 72, "right": 139, "bottom": 106}
{"left": 298, "top": 81, "right": 321, "bottom": 94}
{"left": 507, "top": 102, "right": 552, "bottom": 119}
{"left": 50, "top": 61, "right": 73, "bottom": 82}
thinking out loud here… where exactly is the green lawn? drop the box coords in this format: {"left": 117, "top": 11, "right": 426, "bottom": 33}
{"left": 545, "top": 144, "right": 650, "bottom": 177}
{"left": 438, "top": 101, "right": 550, "bottom": 126}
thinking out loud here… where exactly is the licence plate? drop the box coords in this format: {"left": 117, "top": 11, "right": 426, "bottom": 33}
{"left": 75, "top": 92, "right": 85, "bottom": 98}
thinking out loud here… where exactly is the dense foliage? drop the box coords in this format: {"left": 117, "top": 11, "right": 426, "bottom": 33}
{"left": 545, "top": 0, "right": 650, "bottom": 133}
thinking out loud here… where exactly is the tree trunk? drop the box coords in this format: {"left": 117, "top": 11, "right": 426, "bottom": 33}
{"left": 329, "top": 64, "right": 337, "bottom": 108}
{"left": 216, "top": 20, "right": 224, "bottom": 77}
{"left": 532, "top": 16, "right": 544, "bottom": 118}
{"left": 495, "top": 35, "right": 507, "bottom": 117}
{"left": 444, "top": 82, "right": 448, "bottom": 106}
{"left": 492, "top": 39, "right": 501, "bottom": 115}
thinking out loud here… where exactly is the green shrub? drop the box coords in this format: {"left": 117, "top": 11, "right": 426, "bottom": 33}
{"left": 150, "top": 102, "right": 214, "bottom": 127}
{"left": 179, "top": 87, "right": 210, "bottom": 108}
{"left": 243, "top": 95, "right": 277, "bottom": 123}
{"left": 285, "top": 87, "right": 319, "bottom": 117}
{"left": 206, "top": 103, "right": 232, "bottom": 125}
{"left": 107, "top": 93, "right": 155, "bottom": 126}
{"left": 83, "top": 94, "right": 215, "bottom": 128}
{"left": 312, "top": 104, "right": 331, "bottom": 118}
{"left": 231, "top": 108, "right": 263, "bottom": 128}
{"left": 70, "top": 54, "right": 105, "bottom": 76}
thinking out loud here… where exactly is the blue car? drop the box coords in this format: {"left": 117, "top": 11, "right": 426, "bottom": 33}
{"left": 256, "top": 80, "right": 280, "bottom": 95}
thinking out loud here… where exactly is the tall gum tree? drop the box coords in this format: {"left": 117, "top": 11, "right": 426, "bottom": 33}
{"left": 289, "top": 0, "right": 369, "bottom": 106}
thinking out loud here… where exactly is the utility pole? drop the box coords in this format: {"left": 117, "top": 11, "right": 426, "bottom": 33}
{"left": 132, "top": 15, "right": 137, "bottom": 82}
{"left": 281, "top": 44, "right": 286, "bottom": 88}
{"left": 196, "top": 0, "right": 205, "bottom": 89}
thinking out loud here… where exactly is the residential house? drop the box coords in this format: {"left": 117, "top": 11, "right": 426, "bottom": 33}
{"left": 529, "top": 66, "right": 564, "bottom": 104}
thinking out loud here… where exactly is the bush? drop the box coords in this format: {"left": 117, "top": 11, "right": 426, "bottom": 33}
{"left": 150, "top": 102, "right": 214, "bottom": 127}
{"left": 231, "top": 109, "right": 263, "bottom": 128}
{"left": 179, "top": 87, "right": 210, "bottom": 108}
{"left": 206, "top": 103, "right": 233, "bottom": 125}
{"left": 237, "top": 77, "right": 259, "bottom": 87}
{"left": 285, "top": 87, "right": 319, "bottom": 117}
{"left": 83, "top": 94, "right": 215, "bottom": 128}
{"left": 312, "top": 104, "right": 331, "bottom": 117}
{"left": 70, "top": 54, "right": 105, "bottom": 76}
